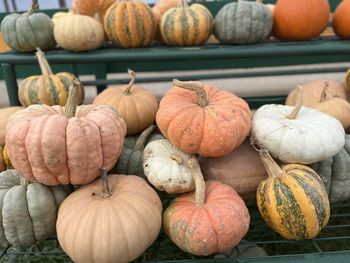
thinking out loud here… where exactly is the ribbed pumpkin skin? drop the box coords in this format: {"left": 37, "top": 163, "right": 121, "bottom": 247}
{"left": 0, "top": 11, "right": 54, "bottom": 52}
{"left": 6, "top": 104, "right": 127, "bottom": 186}
{"left": 214, "top": 0, "right": 273, "bottom": 44}
{"left": 160, "top": 3, "right": 213, "bottom": 46}
{"left": 257, "top": 164, "right": 330, "bottom": 240}
{"left": 104, "top": 1, "right": 156, "bottom": 48}
{"left": 19, "top": 72, "right": 84, "bottom": 107}
{"left": 0, "top": 169, "right": 72, "bottom": 247}
{"left": 57, "top": 174, "right": 162, "bottom": 263}
{"left": 0, "top": 106, "right": 24, "bottom": 146}
{"left": 163, "top": 180, "right": 250, "bottom": 256}
{"left": 333, "top": 0, "right": 350, "bottom": 39}
{"left": 272, "top": 0, "right": 330, "bottom": 41}
{"left": 71, "top": 0, "right": 115, "bottom": 22}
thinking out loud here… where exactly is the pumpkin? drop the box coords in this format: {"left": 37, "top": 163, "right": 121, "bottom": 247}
{"left": 143, "top": 139, "right": 195, "bottom": 194}
{"left": 310, "top": 134, "right": 350, "bottom": 203}
{"left": 104, "top": 1, "right": 156, "bottom": 48}
{"left": 255, "top": 147, "right": 330, "bottom": 240}
{"left": 333, "top": 0, "right": 350, "bottom": 39}
{"left": 54, "top": 12, "right": 105, "bottom": 52}
{"left": 110, "top": 124, "right": 164, "bottom": 177}
{"left": 0, "top": 32, "right": 10, "bottom": 53}
{"left": 345, "top": 69, "right": 350, "bottom": 95}
{"left": 18, "top": 48, "right": 85, "bottom": 107}
{"left": 56, "top": 169, "right": 162, "bottom": 263}
{"left": 0, "top": 106, "right": 24, "bottom": 146}
{"left": 156, "top": 79, "right": 252, "bottom": 157}
{"left": 285, "top": 79, "right": 348, "bottom": 108}
{"left": 0, "top": 169, "right": 72, "bottom": 246}
{"left": 214, "top": 0, "right": 273, "bottom": 44}
{"left": 198, "top": 140, "right": 267, "bottom": 199}
{"left": 93, "top": 69, "right": 158, "bottom": 135}
{"left": 0, "top": 0, "right": 55, "bottom": 52}
{"left": 152, "top": 0, "right": 178, "bottom": 22}
{"left": 160, "top": 1, "right": 213, "bottom": 46}
{"left": 2, "top": 145, "right": 12, "bottom": 170}
{"left": 0, "top": 146, "right": 6, "bottom": 172}
{"left": 6, "top": 79, "right": 127, "bottom": 186}
{"left": 252, "top": 86, "right": 345, "bottom": 164}
{"left": 51, "top": 11, "right": 71, "bottom": 26}
{"left": 71, "top": 0, "right": 115, "bottom": 22}
{"left": 272, "top": 0, "right": 330, "bottom": 41}
{"left": 163, "top": 156, "right": 250, "bottom": 256}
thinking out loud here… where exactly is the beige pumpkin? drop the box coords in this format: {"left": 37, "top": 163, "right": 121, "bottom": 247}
{"left": 52, "top": 11, "right": 71, "bottom": 25}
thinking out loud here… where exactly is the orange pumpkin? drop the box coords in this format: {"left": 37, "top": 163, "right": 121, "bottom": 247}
{"left": 71, "top": 0, "right": 114, "bottom": 22}
{"left": 163, "top": 156, "right": 250, "bottom": 256}
{"left": 333, "top": 0, "right": 350, "bottom": 39}
{"left": 272, "top": 0, "right": 330, "bottom": 41}
{"left": 156, "top": 80, "right": 252, "bottom": 157}
{"left": 152, "top": 0, "right": 178, "bottom": 43}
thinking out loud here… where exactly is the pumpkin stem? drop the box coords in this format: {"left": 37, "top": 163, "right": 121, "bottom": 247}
{"left": 123, "top": 69, "right": 137, "bottom": 95}
{"left": 177, "top": 0, "right": 188, "bottom": 8}
{"left": 64, "top": 79, "right": 83, "bottom": 118}
{"left": 319, "top": 81, "right": 330, "bottom": 103}
{"left": 36, "top": 48, "right": 53, "bottom": 76}
{"left": 3, "top": 145, "right": 13, "bottom": 169}
{"left": 286, "top": 85, "right": 303, "bottom": 120}
{"left": 173, "top": 79, "right": 208, "bottom": 107}
{"left": 20, "top": 176, "right": 30, "bottom": 186}
{"left": 187, "top": 156, "right": 206, "bottom": 206}
{"left": 101, "top": 168, "right": 112, "bottom": 198}
{"left": 28, "top": 0, "right": 39, "bottom": 15}
{"left": 134, "top": 124, "right": 156, "bottom": 151}
{"left": 170, "top": 153, "right": 182, "bottom": 164}
{"left": 344, "top": 69, "right": 350, "bottom": 94}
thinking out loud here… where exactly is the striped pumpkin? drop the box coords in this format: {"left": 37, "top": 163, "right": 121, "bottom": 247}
{"left": 18, "top": 48, "right": 84, "bottom": 107}
{"left": 256, "top": 148, "right": 330, "bottom": 240}
{"left": 160, "top": 1, "right": 213, "bottom": 46}
{"left": 104, "top": 1, "right": 156, "bottom": 48}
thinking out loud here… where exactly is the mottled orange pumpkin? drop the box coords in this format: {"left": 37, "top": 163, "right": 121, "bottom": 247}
{"left": 71, "top": 0, "right": 114, "bottom": 22}
{"left": 156, "top": 80, "right": 252, "bottom": 157}
{"left": 333, "top": 0, "right": 350, "bottom": 39}
{"left": 163, "top": 156, "right": 250, "bottom": 256}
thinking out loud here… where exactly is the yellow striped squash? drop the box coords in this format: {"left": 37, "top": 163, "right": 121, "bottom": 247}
{"left": 104, "top": 1, "right": 156, "bottom": 48}
{"left": 256, "top": 149, "right": 330, "bottom": 240}
{"left": 18, "top": 48, "right": 84, "bottom": 107}
{"left": 160, "top": 1, "right": 213, "bottom": 46}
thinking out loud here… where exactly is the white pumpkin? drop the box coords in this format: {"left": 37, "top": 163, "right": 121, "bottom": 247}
{"left": 251, "top": 87, "right": 345, "bottom": 164}
{"left": 143, "top": 139, "right": 195, "bottom": 194}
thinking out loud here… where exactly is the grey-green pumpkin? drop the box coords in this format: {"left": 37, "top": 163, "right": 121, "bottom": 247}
{"left": 310, "top": 134, "right": 350, "bottom": 203}
{"left": 0, "top": 169, "right": 72, "bottom": 247}
{"left": 214, "top": 0, "right": 273, "bottom": 44}
{"left": 0, "top": 0, "right": 55, "bottom": 52}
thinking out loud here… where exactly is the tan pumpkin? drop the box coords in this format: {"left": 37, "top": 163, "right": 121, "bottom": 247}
{"left": 51, "top": 11, "right": 71, "bottom": 26}
{"left": 6, "top": 79, "right": 127, "bottom": 186}
{"left": 333, "top": 0, "right": 350, "bottom": 39}
{"left": 0, "top": 106, "right": 23, "bottom": 146}
{"left": 93, "top": 70, "right": 158, "bottom": 135}
{"left": 71, "top": 0, "right": 115, "bottom": 22}
{"left": 104, "top": 0, "right": 156, "bottom": 48}
{"left": 163, "top": 156, "right": 250, "bottom": 256}
{"left": 57, "top": 169, "right": 162, "bottom": 263}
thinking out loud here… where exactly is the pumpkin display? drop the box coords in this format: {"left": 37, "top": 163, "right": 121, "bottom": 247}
{"left": 214, "top": 0, "right": 273, "bottom": 44}
{"left": 160, "top": 1, "right": 213, "bottom": 46}
{"left": 310, "top": 134, "right": 350, "bottom": 203}
{"left": 0, "top": 106, "right": 24, "bottom": 146}
{"left": 198, "top": 140, "right": 267, "bottom": 199}
{"left": 163, "top": 156, "right": 250, "bottom": 256}
{"left": 143, "top": 139, "right": 195, "bottom": 194}
{"left": 18, "top": 48, "right": 84, "bottom": 107}
{"left": 71, "top": 0, "right": 115, "bottom": 22}
{"left": 333, "top": 0, "right": 350, "bottom": 39}
{"left": 156, "top": 79, "right": 251, "bottom": 157}
{"left": 0, "top": 169, "right": 72, "bottom": 246}
{"left": 104, "top": 1, "right": 156, "bottom": 48}
{"left": 6, "top": 79, "right": 127, "bottom": 186}
{"left": 56, "top": 169, "right": 162, "bottom": 263}
{"left": 0, "top": 0, "right": 55, "bottom": 52}
{"left": 110, "top": 124, "right": 164, "bottom": 177}
{"left": 252, "top": 86, "right": 345, "bottom": 164}
{"left": 272, "top": 0, "right": 330, "bottom": 41}
{"left": 285, "top": 79, "right": 348, "bottom": 108}
{"left": 54, "top": 12, "right": 104, "bottom": 52}
{"left": 93, "top": 69, "right": 158, "bottom": 135}
{"left": 255, "top": 147, "right": 330, "bottom": 240}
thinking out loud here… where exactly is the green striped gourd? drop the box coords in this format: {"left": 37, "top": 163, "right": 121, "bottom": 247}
{"left": 214, "top": 0, "right": 273, "bottom": 44}
{"left": 160, "top": 1, "right": 213, "bottom": 46}
{"left": 0, "top": 0, "right": 55, "bottom": 52}
{"left": 104, "top": 0, "right": 156, "bottom": 48}
{"left": 256, "top": 148, "right": 330, "bottom": 240}
{"left": 18, "top": 48, "right": 84, "bottom": 107}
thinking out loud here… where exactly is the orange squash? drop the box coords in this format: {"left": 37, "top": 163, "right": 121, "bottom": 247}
{"left": 333, "top": 0, "right": 350, "bottom": 39}
{"left": 71, "top": 0, "right": 114, "bottom": 22}
{"left": 0, "top": 32, "right": 10, "bottom": 53}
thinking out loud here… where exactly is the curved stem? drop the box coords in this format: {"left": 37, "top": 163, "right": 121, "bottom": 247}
{"left": 319, "top": 81, "right": 330, "bottom": 103}
{"left": 186, "top": 156, "right": 206, "bottom": 206}
{"left": 286, "top": 85, "right": 303, "bottom": 119}
{"left": 36, "top": 48, "right": 53, "bottom": 76}
{"left": 173, "top": 79, "right": 208, "bottom": 107}
{"left": 134, "top": 124, "right": 156, "bottom": 151}
{"left": 123, "top": 69, "right": 136, "bottom": 95}
{"left": 100, "top": 168, "right": 112, "bottom": 198}
{"left": 170, "top": 153, "right": 182, "bottom": 164}
{"left": 64, "top": 79, "right": 83, "bottom": 118}
{"left": 28, "top": 0, "right": 39, "bottom": 15}
{"left": 20, "top": 176, "right": 30, "bottom": 186}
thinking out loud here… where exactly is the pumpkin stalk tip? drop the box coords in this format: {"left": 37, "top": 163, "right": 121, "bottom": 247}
{"left": 134, "top": 124, "right": 156, "bottom": 151}
{"left": 36, "top": 48, "right": 53, "bottom": 76}
{"left": 259, "top": 149, "right": 284, "bottom": 179}
{"left": 173, "top": 79, "right": 208, "bottom": 107}
{"left": 20, "top": 176, "right": 30, "bottom": 186}
{"left": 101, "top": 168, "right": 112, "bottom": 198}
{"left": 319, "top": 81, "right": 330, "bottom": 103}
{"left": 170, "top": 153, "right": 182, "bottom": 164}
{"left": 64, "top": 79, "right": 82, "bottom": 118}
{"left": 28, "top": 0, "right": 39, "bottom": 15}
{"left": 187, "top": 156, "right": 206, "bottom": 206}
{"left": 123, "top": 69, "right": 137, "bottom": 95}
{"left": 287, "top": 85, "right": 303, "bottom": 120}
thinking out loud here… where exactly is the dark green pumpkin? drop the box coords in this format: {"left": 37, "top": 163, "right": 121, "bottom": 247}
{"left": 0, "top": 0, "right": 55, "bottom": 52}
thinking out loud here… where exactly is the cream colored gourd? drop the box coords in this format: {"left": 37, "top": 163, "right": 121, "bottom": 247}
{"left": 251, "top": 86, "right": 345, "bottom": 164}
{"left": 143, "top": 139, "right": 195, "bottom": 194}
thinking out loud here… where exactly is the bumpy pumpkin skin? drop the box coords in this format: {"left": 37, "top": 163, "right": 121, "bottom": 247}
{"left": 333, "top": 0, "right": 350, "bottom": 39}
{"left": 71, "top": 0, "right": 115, "bottom": 22}
{"left": 0, "top": 106, "right": 24, "bottom": 146}
{"left": 214, "top": 0, "right": 273, "bottom": 44}
{"left": 57, "top": 174, "right": 162, "bottom": 263}
{"left": 0, "top": 169, "right": 72, "bottom": 247}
